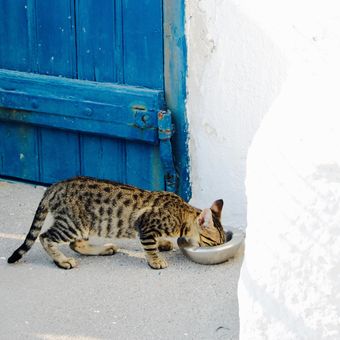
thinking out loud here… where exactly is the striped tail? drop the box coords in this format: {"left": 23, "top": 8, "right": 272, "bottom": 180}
{"left": 8, "top": 199, "right": 48, "bottom": 264}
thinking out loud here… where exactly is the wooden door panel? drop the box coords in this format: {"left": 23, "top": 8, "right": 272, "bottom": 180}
{"left": 0, "top": 0, "right": 174, "bottom": 192}
{"left": 0, "top": 121, "right": 39, "bottom": 180}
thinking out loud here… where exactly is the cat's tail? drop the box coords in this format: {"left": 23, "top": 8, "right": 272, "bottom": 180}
{"left": 8, "top": 194, "right": 49, "bottom": 264}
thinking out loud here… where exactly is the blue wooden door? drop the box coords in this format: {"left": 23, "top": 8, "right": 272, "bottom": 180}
{"left": 0, "top": 0, "right": 173, "bottom": 191}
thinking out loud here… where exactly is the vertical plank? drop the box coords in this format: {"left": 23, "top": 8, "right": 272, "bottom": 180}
{"left": 81, "top": 135, "right": 126, "bottom": 182}
{"left": 32, "top": 0, "right": 79, "bottom": 183}
{"left": 163, "top": 0, "right": 191, "bottom": 200}
{"left": 126, "top": 141, "right": 163, "bottom": 191}
{"left": 75, "top": 0, "right": 128, "bottom": 184}
{"left": 0, "top": 0, "right": 30, "bottom": 72}
{"left": 39, "top": 128, "right": 80, "bottom": 183}
{"left": 0, "top": 1, "right": 42, "bottom": 183}
{"left": 122, "top": 0, "right": 164, "bottom": 89}
{"left": 75, "top": 0, "right": 117, "bottom": 82}
{"left": 122, "top": 0, "right": 164, "bottom": 190}
{"left": 113, "top": 0, "right": 125, "bottom": 83}
{"left": 0, "top": 119, "right": 39, "bottom": 181}
{"left": 34, "top": 0, "right": 76, "bottom": 77}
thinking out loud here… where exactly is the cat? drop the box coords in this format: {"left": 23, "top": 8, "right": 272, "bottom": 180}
{"left": 8, "top": 176, "right": 228, "bottom": 269}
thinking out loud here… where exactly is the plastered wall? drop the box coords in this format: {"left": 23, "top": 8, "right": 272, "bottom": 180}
{"left": 185, "top": 0, "right": 340, "bottom": 338}
{"left": 185, "top": 0, "right": 285, "bottom": 228}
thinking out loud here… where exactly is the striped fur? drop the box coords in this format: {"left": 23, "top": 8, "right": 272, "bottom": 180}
{"left": 8, "top": 176, "right": 225, "bottom": 269}
{"left": 7, "top": 199, "right": 48, "bottom": 264}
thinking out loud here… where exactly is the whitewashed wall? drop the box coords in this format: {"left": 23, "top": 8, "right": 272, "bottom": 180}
{"left": 185, "top": 0, "right": 286, "bottom": 228}
{"left": 237, "top": 0, "right": 340, "bottom": 338}
{"left": 185, "top": 0, "right": 340, "bottom": 339}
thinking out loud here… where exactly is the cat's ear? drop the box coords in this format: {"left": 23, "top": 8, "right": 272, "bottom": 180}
{"left": 198, "top": 208, "right": 213, "bottom": 228}
{"left": 211, "top": 199, "right": 223, "bottom": 219}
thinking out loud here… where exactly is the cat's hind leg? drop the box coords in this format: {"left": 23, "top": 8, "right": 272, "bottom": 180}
{"left": 70, "top": 240, "right": 117, "bottom": 256}
{"left": 39, "top": 223, "right": 79, "bottom": 269}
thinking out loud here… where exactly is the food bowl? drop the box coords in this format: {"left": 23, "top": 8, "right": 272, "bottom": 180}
{"left": 178, "top": 227, "right": 245, "bottom": 265}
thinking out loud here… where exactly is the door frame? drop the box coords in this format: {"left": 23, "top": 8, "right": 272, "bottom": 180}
{"left": 163, "top": 1, "right": 191, "bottom": 201}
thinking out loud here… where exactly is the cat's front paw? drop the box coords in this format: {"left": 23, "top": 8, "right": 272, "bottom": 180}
{"left": 54, "top": 257, "right": 77, "bottom": 270}
{"left": 147, "top": 257, "right": 168, "bottom": 269}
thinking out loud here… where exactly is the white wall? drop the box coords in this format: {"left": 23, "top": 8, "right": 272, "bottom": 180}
{"left": 185, "top": 0, "right": 286, "bottom": 228}
{"left": 184, "top": 0, "right": 340, "bottom": 339}
{"left": 239, "top": 70, "right": 340, "bottom": 339}
{"left": 186, "top": 0, "right": 340, "bottom": 338}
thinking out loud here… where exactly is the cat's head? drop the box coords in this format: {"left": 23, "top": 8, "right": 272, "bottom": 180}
{"left": 197, "top": 200, "right": 225, "bottom": 246}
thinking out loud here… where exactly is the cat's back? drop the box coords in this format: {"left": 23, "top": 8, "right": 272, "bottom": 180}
{"left": 45, "top": 176, "right": 142, "bottom": 202}
{"left": 43, "top": 177, "right": 196, "bottom": 238}
{"left": 45, "top": 176, "right": 187, "bottom": 209}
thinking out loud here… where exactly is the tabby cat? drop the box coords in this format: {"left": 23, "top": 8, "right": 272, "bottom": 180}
{"left": 8, "top": 176, "right": 227, "bottom": 269}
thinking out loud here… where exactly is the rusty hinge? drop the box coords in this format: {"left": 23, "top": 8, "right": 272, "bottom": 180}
{"left": 158, "top": 110, "right": 177, "bottom": 192}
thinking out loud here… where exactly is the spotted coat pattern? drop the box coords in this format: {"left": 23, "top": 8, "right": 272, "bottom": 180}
{"left": 8, "top": 176, "right": 225, "bottom": 269}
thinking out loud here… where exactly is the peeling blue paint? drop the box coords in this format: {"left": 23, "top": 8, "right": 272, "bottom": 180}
{"left": 163, "top": 1, "right": 191, "bottom": 201}
{"left": 158, "top": 110, "right": 177, "bottom": 192}
{"left": 0, "top": 0, "right": 189, "bottom": 195}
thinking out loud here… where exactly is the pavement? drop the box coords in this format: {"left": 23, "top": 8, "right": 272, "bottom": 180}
{"left": 0, "top": 179, "right": 243, "bottom": 340}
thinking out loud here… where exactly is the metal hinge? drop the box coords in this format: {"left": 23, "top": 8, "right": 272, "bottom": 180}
{"left": 158, "top": 110, "right": 177, "bottom": 192}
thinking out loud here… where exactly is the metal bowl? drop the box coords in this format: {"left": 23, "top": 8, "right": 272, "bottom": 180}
{"left": 178, "top": 227, "right": 245, "bottom": 265}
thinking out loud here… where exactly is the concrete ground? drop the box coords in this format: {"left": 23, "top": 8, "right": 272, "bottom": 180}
{"left": 0, "top": 179, "right": 243, "bottom": 340}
